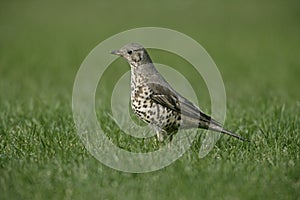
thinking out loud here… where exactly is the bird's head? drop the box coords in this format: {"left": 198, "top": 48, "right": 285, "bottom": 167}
{"left": 111, "top": 43, "right": 152, "bottom": 67}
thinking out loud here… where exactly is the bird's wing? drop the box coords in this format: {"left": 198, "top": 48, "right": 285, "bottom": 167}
{"left": 148, "top": 83, "right": 218, "bottom": 125}
{"left": 148, "top": 83, "right": 246, "bottom": 141}
{"left": 148, "top": 83, "right": 181, "bottom": 112}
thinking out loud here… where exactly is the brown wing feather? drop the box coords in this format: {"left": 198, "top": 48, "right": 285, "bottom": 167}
{"left": 148, "top": 83, "right": 216, "bottom": 125}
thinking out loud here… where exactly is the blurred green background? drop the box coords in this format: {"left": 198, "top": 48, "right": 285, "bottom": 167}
{"left": 0, "top": 0, "right": 299, "bottom": 199}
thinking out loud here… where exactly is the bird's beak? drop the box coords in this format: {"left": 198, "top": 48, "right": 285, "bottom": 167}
{"left": 111, "top": 49, "right": 122, "bottom": 56}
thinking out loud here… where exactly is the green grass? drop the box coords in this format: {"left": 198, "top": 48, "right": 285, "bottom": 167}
{"left": 1, "top": 0, "right": 300, "bottom": 199}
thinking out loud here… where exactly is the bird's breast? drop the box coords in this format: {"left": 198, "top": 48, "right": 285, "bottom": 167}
{"left": 130, "top": 85, "right": 180, "bottom": 131}
{"left": 131, "top": 85, "right": 152, "bottom": 113}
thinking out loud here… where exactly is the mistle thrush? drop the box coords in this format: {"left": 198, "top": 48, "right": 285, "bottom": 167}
{"left": 111, "top": 43, "right": 245, "bottom": 142}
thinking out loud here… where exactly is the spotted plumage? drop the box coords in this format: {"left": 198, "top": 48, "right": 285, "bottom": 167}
{"left": 111, "top": 43, "right": 246, "bottom": 142}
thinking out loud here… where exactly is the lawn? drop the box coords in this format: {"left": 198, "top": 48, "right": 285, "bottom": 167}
{"left": 0, "top": 1, "right": 299, "bottom": 199}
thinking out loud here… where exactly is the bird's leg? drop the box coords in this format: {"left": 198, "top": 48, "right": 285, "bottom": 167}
{"left": 156, "top": 129, "right": 174, "bottom": 148}
{"left": 156, "top": 130, "right": 165, "bottom": 142}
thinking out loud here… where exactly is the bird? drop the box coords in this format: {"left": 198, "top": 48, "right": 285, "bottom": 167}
{"left": 111, "top": 43, "right": 245, "bottom": 142}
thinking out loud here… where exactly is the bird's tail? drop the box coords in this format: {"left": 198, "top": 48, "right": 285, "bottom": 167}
{"left": 206, "top": 119, "right": 246, "bottom": 141}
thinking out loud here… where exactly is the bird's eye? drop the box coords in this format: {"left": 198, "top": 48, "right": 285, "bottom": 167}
{"left": 127, "top": 50, "right": 132, "bottom": 55}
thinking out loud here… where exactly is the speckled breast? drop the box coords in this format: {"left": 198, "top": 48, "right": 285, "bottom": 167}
{"left": 131, "top": 85, "right": 180, "bottom": 133}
